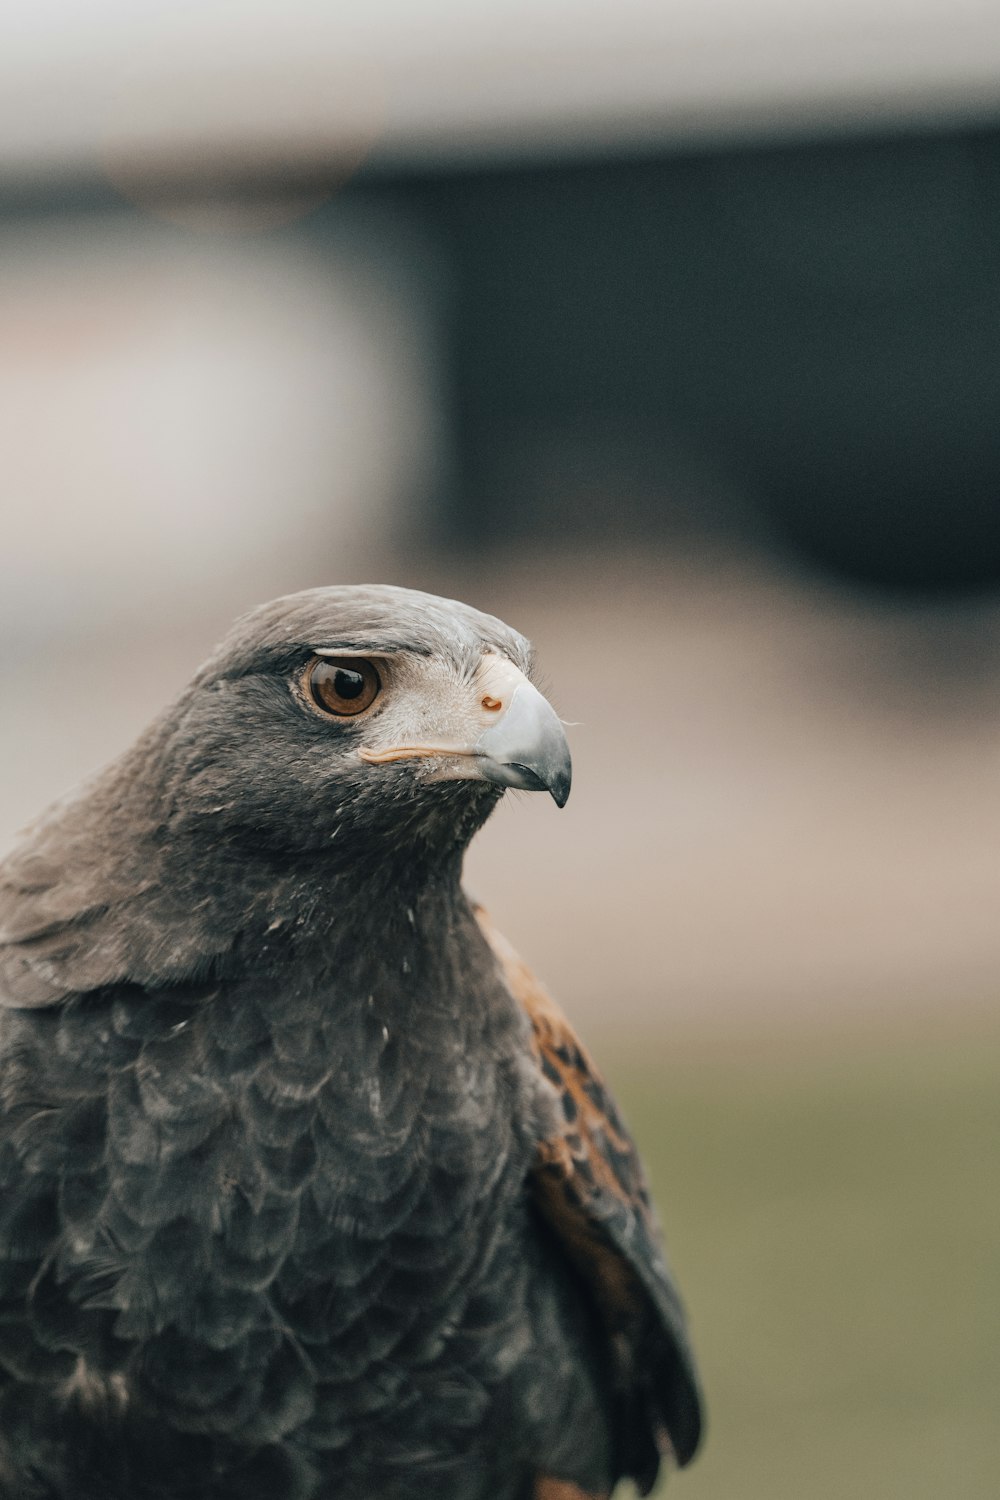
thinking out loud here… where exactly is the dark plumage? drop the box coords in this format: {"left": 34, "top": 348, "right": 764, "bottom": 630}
{"left": 0, "top": 585, "right": 702, "bottom": 1499}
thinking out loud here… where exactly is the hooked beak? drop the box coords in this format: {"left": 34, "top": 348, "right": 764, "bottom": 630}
{"left": 472, "top": 678, "right": 572, "bottom": 807}
{"left": 358, "top": 655, "right": 572, "bottom": 807}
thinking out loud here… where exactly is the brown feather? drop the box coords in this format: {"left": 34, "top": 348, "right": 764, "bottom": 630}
{"left": 474, "top": 908, "right": 656, "bottom": 1329}
{"left": 474, "top": 904, "right": 703, "bottom": 1488}
{"left": 534, "top": 1478, "right": 609, "bottom": 1500}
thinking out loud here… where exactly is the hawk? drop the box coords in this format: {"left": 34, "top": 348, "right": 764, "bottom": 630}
{"left": 0, "top": 586, "right": 702, "bottom": 1499}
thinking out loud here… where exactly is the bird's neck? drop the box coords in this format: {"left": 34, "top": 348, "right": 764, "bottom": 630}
{"left": 209, "top": 848, "right": 494, "bottom": 1031}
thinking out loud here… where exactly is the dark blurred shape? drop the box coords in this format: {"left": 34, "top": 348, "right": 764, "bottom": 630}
{"left": 386, "top": 125, "right": 1000, "bottom": 591}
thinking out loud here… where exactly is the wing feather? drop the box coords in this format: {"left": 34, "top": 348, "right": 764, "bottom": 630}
{"left": 474, "top": 907, "right": 703, "bottom": 1491}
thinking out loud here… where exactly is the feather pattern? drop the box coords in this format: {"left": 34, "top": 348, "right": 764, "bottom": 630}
{"left": 0, "top": 585, "right": 701, "bottom": 1499}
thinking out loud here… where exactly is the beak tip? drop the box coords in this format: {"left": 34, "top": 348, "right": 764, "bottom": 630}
{"left": 549, "top": 777, "right": 571, "bottom": 809}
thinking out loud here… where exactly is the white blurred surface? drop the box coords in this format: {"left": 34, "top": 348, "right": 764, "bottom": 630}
{"left": 2, "top": 1, "right": 1000, "bottom": 179}
{"left": 0, "top": 211, "right": 443, "bottom": 638}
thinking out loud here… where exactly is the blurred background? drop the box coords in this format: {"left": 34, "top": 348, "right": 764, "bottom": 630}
{"left": 2, "top": 2, "right": 999, "bottom": 1494}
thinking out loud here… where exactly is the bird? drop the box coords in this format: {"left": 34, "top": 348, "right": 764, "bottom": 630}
{"left": 0, "top": 584, "right": 702, "bottom": 1500}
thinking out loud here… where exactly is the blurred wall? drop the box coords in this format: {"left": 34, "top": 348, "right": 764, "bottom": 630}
{"left": 0, "top": 201, "right": 445, "bottom": 640}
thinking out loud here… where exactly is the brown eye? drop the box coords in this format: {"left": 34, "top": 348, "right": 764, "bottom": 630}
{"left": 307, "top": 657, "right": 381, "bottom": 717}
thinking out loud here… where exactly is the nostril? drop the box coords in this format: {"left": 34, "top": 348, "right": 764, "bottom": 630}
{"left": 482, "top": 696, "right": 503, "bottom": 712}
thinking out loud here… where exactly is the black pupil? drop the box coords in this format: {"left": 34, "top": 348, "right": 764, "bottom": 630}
{"left": 333, "top": 668, "right": 365, "bottom": 700}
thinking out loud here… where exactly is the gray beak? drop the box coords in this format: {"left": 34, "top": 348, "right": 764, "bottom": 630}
{"left": 473, "top": 680, "right": 572, "bottom": 807}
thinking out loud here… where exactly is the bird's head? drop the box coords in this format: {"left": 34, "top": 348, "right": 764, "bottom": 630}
{"left": 160, "top": 584, "right": 572, "bottom": 863}
{"left": 0, "top": 586, "right": 571, "bottom": 1005}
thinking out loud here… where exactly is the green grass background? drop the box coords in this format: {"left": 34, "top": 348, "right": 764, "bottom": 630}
{"left": 603, "top": 1021, "right": 1000, "bottom": 1499}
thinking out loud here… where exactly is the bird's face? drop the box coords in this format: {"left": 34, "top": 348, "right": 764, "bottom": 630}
{"left": 163, "top": 585, "right": 571, "bottom": 860}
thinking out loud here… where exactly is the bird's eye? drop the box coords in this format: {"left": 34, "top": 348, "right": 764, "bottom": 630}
{"left": 307, "top": 657, "right": 381, "bottom": 717}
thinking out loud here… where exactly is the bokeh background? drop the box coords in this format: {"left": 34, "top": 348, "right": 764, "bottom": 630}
{"left": 2, "top": 3, "right": 1000, "bottom": 1495}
